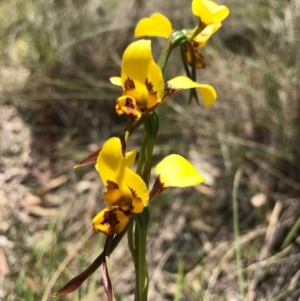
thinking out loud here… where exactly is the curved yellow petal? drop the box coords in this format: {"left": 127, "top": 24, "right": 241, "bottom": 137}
{"left": 96, "top": 137, "right": 127, "bottom": 188}
{"left": 121, "top": 40, "right": 164, "bottom": 104}
{"left": 167, "top": 76, "right": 204, "bottom": 91}
{"left": 96, "top": 137, "right": 149, "bottom": 210}
{"left": 155, "top": 154, "right": 205, "bottom": 187}
{"left": 125, "top": 168, "right": 149, "bottom": 212}
{"left": 93, "top": 205, "right": 132, "bottom": 235}
{"left": 196, "top": 84, "right": 217, "bottom": 106}
{"left": 192, "top": 0, "right": 229, "bottom": 24}
{"left": 110, "top": 76, "right": 122, "bottom": 86}
{"left": 126, "top": 150, "right": 136, "bottom": 168}
{"left": 134, "top": 13, "right": 173, "bottom": 39}
{"left": 193, "top": 23, "right": 221, "bottom": 47}
{"left": 166, "top": 76, "right": 216, "bottom": 106}
{"left": 103, "top": 188, "right": 129, "bottom": 207}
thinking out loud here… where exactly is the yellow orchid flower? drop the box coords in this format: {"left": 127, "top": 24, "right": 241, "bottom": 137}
{"left": 92, "top": 137, "right": 149, "bottom": 235}
{"left": 110, "top": 40, "right": 217, "bottom": 119}
{"left": 191, "top": 0, "right": 229, "bottom": 48}
{"left": 192, "top": 0, "right": 229, "bottom": 25}
{"left": 135, "top": 1, "right": 229, "bottom": 47}
{"left": 93, "top": 137, "right": 206, "bottom": 234}
{"left": 134, "top": 1, "right": 229, "bottom": 69}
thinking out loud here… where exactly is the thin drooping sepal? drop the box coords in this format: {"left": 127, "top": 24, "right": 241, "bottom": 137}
{"left": 53, "top": 226, "right": 129, "bottom": 297}
{"left": 102, "top": 236, "right": 114, "bottom": 301}
{"left": 73, "top": 148, "right": 102, "bottom": 169}
{"left": 53, "top": 251, "right": 104, "bottom": 296}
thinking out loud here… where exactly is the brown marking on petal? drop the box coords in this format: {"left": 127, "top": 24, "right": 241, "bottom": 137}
{"left": 162, "top": 85, "right": 177, "bottom": 101}
{"left": 128, "top": 188, "right": 143, "bottom": 203}
{"left": 123, "top": 97, "right": 139, "bottom": 119}
{"left": 106, "top": 180, "right": 119, "bottom": 190}
{"left": 124, "top": 78, "right": 135, "bottom": 90}
{"left": 100, "top": 208, "right": 119, "bottom": 234}
{"left": 139, "top": 106, "right": 148, "bottom": 113}
{"left": 145, "top": 78, "right": 154, "bottom": 93}
{"left": 94, "top": 206, "right": 134, "bottom": 234}
{"left": 128, "top": 188, "right": 145, "bottom": 213}
{"left": 149, "top": 175, "right": 165, "bottom": 200}
{"left": 125, "top": 98, "right": 134, "bottom": 109}
{"left": 145, "top": 78, "right": 158, "bottom": 101}
{"left": 120, "top": 135, "right": 127, "bottom": 157}
{"left": 119, "top": 206, "right": 132, "bottom": 217}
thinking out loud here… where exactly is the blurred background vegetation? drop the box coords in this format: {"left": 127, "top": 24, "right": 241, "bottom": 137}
{"left": 0, "top": 0, "right": 299, "bottom": 300}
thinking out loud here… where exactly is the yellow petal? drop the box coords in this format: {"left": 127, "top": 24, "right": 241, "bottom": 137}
{"left": 166, "top": 76, "right": 216, "bottom": 106}
{"left": 134, "top": 13, "right": 173, "bottom": 39}
{"left": 167, "top": 76, "right": 204, "bottom": 90}
{"left": 93, "top": 205, "right": 132, "bottom": 235}
{"left": 96, "top": 137, "right": 127, "bottom": 188}
{"left": 110, "top": 76, "right": 122, "bottom": 86}
{"left": 192, "top": 0, "right": 229, "bottom": 24}
{"left": 121, "top": 40, "right": 164, "bottom": 104}
{"left": 155, "top": 154, "right": 205, "bottom": 187}
{"left": 193, "top": 23, "right": 221, "bottom": 47}
{"left": 126, "top": 150, "right": 136, "bottom": 168}
{"left": 196, "top": 84, "right": 217, "bottom": 106}
{"left": 125, "top": 168, "right": 149, "bottom": 212}
{"left": 96, "top": 137, "right": 149, "bottom": 209}
{"left": 116, "top": 95, "right": 144, "bottom": 120}
{"left": 103, "top": 188, "right": 129, "bottom": 207}
{"left": 205, "top": 1, "right": 229, "bottom": 23}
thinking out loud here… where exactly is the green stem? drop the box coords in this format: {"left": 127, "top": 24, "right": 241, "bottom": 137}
{"left": 136, "top": 134, "right": 148, "bottom": 175}
{"left": 157, "top": 35, "right": 173, "bottom": 73}
{"left": 189, "top": 22, "right": 206, "bottom": 41}
{"left": 129, "top": 114, "right": 150, "bottom": 135}
{"left": 180, "top": 45, "right": 192, "bottom": 79}
{"left": 122, "top": 117, "right": 135, "bottom": 143}
{"left": 110, "top": 222, "right": 131, "bottom": 253}
{"left": 142, "top": 138, "right": 155, "bottom": 186}
{"left": 232, "top": 168, "right": 246, "bottom": 299}
{"left": 127, "top": 218, "right": 136, "bottom": 256}
{"left": 185, "top": 42, "right": 196, "bottom": 81}
{"left": 136, "top": 212, "right": 149, "bottom": 301}
{"left": 281, "top": 216, "right": 300, "bottom": 250}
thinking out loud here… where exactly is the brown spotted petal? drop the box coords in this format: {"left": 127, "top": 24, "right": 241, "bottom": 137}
{"left": 93, "top": 205, "right": 133, "bottom": 235}
{"left": 115, "top": 95, "right": 144, "bottom": 120}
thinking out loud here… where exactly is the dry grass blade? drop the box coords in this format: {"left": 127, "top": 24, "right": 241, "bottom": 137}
{"left": 202, "top": 228, "right": 266, "bottom": 301}
{"left": 247, "top": 201, "right": 283, "bottom": 301}
{"left": 41, "top": 229, "right": 93, "bottom": 301}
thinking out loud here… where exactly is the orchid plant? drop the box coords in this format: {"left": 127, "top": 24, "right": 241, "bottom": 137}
{"left": 53, "top": 1, "right": 229, "bottom": 300}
